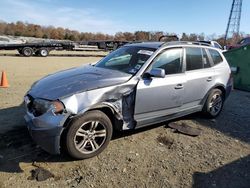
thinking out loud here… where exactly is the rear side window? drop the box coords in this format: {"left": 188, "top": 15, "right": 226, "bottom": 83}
{"left": 186, "top": 48, "right": 203, "bottom": 71}
{"left": 208, "top": 49, "right": 223, "bottom": 65}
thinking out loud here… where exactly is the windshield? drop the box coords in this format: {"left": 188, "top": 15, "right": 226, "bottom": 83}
{"left": 95, "top": 46, "right": 156, "bottom": 74}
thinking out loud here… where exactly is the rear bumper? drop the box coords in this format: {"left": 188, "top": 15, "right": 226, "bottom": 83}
{"left": 24, "top": 111, "right": 69, "bottom": 154}
{"left": 225, "top": 84, "right": 232, "bottom": 99}
{"left": 225, "top": 76, "right": 233, "bottom": 99}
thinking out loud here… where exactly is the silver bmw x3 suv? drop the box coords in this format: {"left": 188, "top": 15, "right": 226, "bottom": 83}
{"left": 24, "top": 41, "right": 233, "bottom": 159}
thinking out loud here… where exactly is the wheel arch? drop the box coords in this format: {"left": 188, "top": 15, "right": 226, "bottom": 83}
{"left": 63, "top": 104, "right": 123, "bottom": 131}
{"left": 90, "top": 105, "right": 123, "bottom": 131}
{"left": 214, "top": 85, "right": 226, "bottom": 99}
{"left": 201, "top": 84, "right": 226, "bottom": 106}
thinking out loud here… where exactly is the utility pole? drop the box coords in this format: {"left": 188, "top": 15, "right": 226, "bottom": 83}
{"left": 224, "top": 0, "right": 243, "bottom": 45}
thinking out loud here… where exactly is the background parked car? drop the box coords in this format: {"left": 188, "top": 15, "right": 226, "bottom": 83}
{"left": 198, "top": 40, "right": 223, "bottom": 50}
{"left": 227, "top": 37, "right": 250, "bottom": 50}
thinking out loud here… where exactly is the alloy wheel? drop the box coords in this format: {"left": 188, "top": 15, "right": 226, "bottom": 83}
{"left": 208, "top": 93, "right": 223, "bottom": 116}
{"left": 74, "top": 121, "right": 107, "bottom": 154}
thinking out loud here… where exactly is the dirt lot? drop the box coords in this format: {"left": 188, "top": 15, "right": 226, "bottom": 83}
{"left": 0, "top": 52, "right": 249, "bottom": 188}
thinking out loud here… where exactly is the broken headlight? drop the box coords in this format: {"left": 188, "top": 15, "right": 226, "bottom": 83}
{"left": 32, "top": 99, "right": 64, "bottom": 116}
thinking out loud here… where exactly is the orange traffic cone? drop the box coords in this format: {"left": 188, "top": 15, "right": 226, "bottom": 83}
{"left": 0, "top": 71, "right": 9, "bottom": 88}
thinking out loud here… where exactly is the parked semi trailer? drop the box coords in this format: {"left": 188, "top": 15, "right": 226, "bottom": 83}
{"left": 82, "top": 40, "right": 130, "bottom": 50}
{"left": 0, "top": 41, "right": 75, "bottom": 57}
{"left": 87, "top": 35, "right": 180, "bottom": 50}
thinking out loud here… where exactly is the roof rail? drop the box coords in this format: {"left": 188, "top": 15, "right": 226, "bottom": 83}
{"left": 161, "top": 41, "right": 212, "bottom": 47}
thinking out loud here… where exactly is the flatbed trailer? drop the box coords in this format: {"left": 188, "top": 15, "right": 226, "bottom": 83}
{"left": 0, "top": 41, "right": 75, "bottom": 57}
{"left": 84, "top": 35, "right": 179, "bottom": 50}
{"left": 79, "top": 40, "right": 130, "bottom": 50}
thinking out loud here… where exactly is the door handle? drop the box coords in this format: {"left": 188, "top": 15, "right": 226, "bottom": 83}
{"left": 207, "top": 77, "right": 213, "bottom": 82}
{"left": 175, "top": 84, "right": 183, "bottom": 89}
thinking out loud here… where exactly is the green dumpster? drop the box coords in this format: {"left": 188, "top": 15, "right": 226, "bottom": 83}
{"left": 223, "top": 45, "right": 250, "bottom": 91}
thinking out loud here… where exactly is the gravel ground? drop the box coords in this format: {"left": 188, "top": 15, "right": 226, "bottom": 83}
{"left": 0, "top": 53, "right": 249, "bottom": 188}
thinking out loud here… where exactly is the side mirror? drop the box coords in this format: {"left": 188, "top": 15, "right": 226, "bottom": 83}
{"left": 144, "top": 68, "right": 165, "bottom": 78}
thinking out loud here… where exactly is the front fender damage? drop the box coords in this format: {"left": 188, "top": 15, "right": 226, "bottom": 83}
{"left": 61, "top": 79, "right": 138, "bottom": 130}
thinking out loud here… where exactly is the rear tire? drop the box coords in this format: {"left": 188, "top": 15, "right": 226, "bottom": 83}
{"left": 22, "top": 47, "right": 33, "bottom": 57}
{"left": 65, "top": 110, "right": 113, "bottom": 159}
{"left": 202, "top": 89, "right": 224, "bottom": 118}
{"left": 39, "top": 48, "right": 49, "bottom": 57}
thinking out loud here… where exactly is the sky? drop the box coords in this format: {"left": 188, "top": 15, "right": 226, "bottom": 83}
{"left": 0, "top": 0, "right": 249, "bottom": 36}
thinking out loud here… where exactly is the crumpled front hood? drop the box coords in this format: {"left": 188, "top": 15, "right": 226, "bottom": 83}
{"left": 28, "top": 65, "right": 131, "bottom": 100}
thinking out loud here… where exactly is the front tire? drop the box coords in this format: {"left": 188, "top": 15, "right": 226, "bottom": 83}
{"left": 65, "top": 110, "right": 113, "bottom": 159}
{"left": 202, "top": 89, "right": 224, "bottom": 118}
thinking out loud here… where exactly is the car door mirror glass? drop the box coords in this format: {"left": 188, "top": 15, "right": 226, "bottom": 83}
{"left": 144, "top": 68, "right": 165, "bottom": 78}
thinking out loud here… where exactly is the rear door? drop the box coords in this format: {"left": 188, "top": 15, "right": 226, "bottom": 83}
{"left": 183, "top": 47, "right": 215, "bottom": 107}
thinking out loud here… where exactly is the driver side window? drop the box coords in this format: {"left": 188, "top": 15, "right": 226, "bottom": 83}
{"left": 152, "top": 48, "right": 183, "bottom": 75}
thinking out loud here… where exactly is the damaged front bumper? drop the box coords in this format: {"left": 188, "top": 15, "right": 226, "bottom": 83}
{"left": 24, "top": 77, "right": 139, "bottom": 154}
{"left": 24, "top": 110, "right": 69, "bottom": 154}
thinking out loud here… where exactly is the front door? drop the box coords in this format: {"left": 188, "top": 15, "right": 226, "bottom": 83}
{"left": 134, "top": 48, "right": 185, "bottom": 127}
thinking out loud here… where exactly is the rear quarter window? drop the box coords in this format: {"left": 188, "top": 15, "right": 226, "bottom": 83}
{"left": 208, "top": 49, "right": 223, "bottom": 65}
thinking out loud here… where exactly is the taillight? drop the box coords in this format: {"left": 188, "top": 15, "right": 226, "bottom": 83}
{"left": 229, "top": 72, "right": 234, "bottom": 90}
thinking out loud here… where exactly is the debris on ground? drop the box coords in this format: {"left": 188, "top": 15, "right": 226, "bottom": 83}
{"left": 156, "top": 135, "right": 174, "bottom": 149}
{"left": 28, "top": 167, "right": 55, "bottom": 182}
{"left": 168, "top": 122, "right": 202, "bottom": 136}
